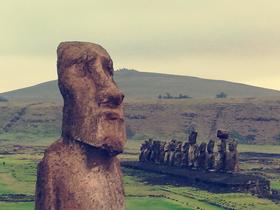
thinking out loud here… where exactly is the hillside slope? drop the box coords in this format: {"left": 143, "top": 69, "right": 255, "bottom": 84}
{"left": 1, "top": 69, "right": 280, "bottom": 101}
{"left": 0, "top": 98, "right": 280, "bottom": 144}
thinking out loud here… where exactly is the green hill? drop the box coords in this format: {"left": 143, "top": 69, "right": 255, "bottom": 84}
{"left": 1, "top": 69, "right": 280, "bottom": 101}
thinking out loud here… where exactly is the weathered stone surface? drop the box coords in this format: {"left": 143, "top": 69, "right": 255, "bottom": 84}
{"left": 57, "top": 42, "right": 125, "bottom": 153}
{"left": 35, "top": 42, "right": 125, "bottom": 210}
{"left": 226, "top": 139, "right": 240, "bottom": 172}
{"left": 197, "top": 142, "right": 207, "bottom": 169}
{"left": 181, "top": 142, "right": 189, "bottom": 168}
{"left": 216, "top": 140, "right": 226, "bottom": 172}
{"left": 188, "top": 131, "right": 199, "bottom": 168}
{"left": 206, "top": 139, "right": 215, "bottom": 170}
{"left": 174, "top": 141, "right": 182, "bottom": 167}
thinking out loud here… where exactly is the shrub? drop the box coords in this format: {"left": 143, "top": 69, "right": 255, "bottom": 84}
{"left": 216, "top": 92, "right": 227, "bottom": 98}
{"left": 0, "top": 96, "right": 8, "bottom": 102}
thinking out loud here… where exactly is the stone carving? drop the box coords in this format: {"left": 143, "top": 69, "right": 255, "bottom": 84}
{"left": 143, "top": 138, "right": 153, "bottom": 161}
{"left": 159, "top": 141, "right": 166, "bottom": 163}
{"left": 35, "top": 42, "right": 126, "bottom": 210}
{"left": 197, "top": 142, "right": 207, "bottom": 170}
{"left": 150, "top": 140, "right": 160, "bottom": 164}
{"left": 163, "top": 141, "right": 170, "bottom": 165}
{"left": 216, "top": 130, "right": 228, "bottom": 172}
{"left": 168, "top": 139, "right": 177, "bottom": 166}
{"left": 181, "top": 142, "right": 189, "bottom": 168}
{"left": 216, "top": 141, "right": 227, "bottom": 172}
{"left": 188, "top": 131, "right": 199, "bottom": 168}
{"left": 206, "top": 139, "right": 215, "bottom": 171}
{"left": 138, "top": 130, "right": 239, "bottom": 174}
{"left": 225, "top": 139, "right": 240, "bottom": 172}
{"left": 139, "top": 140, "right": 149, "bottom": 162}
{"left": 174, "top": 141, "right": 183, "bottom": 167}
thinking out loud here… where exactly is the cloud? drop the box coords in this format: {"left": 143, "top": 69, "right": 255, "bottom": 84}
{"left": 0, "top": 0, "right": 279, "bottom": 91}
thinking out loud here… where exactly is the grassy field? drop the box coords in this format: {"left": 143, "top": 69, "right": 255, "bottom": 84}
{"left": 0, "top": 134, "right": 280, "bottom": 210}
{"left": 0, "top": 202, "right": 34, "bottom": 210}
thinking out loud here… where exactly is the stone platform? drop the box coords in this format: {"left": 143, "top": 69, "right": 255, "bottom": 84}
{"left": 121, "top": 161, "right": 270, "bottom": 197}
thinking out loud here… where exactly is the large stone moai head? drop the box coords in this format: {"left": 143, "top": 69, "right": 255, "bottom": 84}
{"left": 57, "top": 42, "right": 126, "bottom": 155}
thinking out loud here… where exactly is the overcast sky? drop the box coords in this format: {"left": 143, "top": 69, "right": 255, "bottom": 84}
{"left": 1, "top": 0, "right": 280, "bottom": 92}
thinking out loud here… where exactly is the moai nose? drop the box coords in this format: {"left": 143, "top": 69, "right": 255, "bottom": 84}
{"left": 107, "top": 92, "right": 124, "bottom": 107}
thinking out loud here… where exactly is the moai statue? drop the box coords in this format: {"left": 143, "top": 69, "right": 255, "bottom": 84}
{"left": 188, "top": 131, "right": 199, "bottom": 168}
{"left": 139, "top": 140, "right": 148, "bottom": 162}
{"left": 181, "top": 142, "right": 189, "bottom": 168}
{"left": 159, "top": 141, "right": 166, "bottom": 164}
{"left": 216, "top": 130, "right": 228, "bottom": 172}
{"left": 174, "top": 141, "right": 182, "bottom": 167}
{"left": 206, "top": 139, "right": 215, "bottom": 171}
{"left": 150, "top": 140, "right": 157, "bottom": 163}
{"left": 144, "top": 138, "right": 153, "bottom": 161}
{"left": 216, "top": 141, "right": 227, "bottom": 172}
{"left": 154, "top": 140, "right": 161, "bottom": 164}
{"left": 168, "top": 139, "right": 177, "bottom": 166}
{"left": 163, "top": 141, "right": 171, "bottom": 165}
{"left": 225, "top": 139, "right": 240, "bottom": 172}
{"left": 217, "top": 130, "right": 228, "bottom": 152}
{"left": 35, "top": 42, "right": 126, "bottom": 210}
{"left": 151, "top": 140, "right": 161, "bottom": 164}
{"left": 197, "top": 142, "right": 207, "bottom": 170}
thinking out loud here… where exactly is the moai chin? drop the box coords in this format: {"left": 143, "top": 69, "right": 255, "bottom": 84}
{"left": 35, "top": 42, "right": 126, "bottom": 210}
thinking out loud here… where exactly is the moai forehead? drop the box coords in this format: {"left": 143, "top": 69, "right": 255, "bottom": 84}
{"left": 57, "top": 41, "right": 126, "bottom": 156}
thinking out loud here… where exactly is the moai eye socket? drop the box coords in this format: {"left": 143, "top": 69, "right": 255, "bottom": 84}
{"left": 102, "top": 58, "right": 114, "bottom": 76}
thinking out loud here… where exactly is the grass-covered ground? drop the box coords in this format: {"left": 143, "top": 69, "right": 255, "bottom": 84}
{"left": 0, "top": 202, "right": 34, "bottom": 210}
{"left": 0, "top": 135, "right": 280, "bottom": 210}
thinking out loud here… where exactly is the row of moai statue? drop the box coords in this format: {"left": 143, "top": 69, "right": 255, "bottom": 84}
{"left": 139, "top": 130, "right": 239, "bottom": 172}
